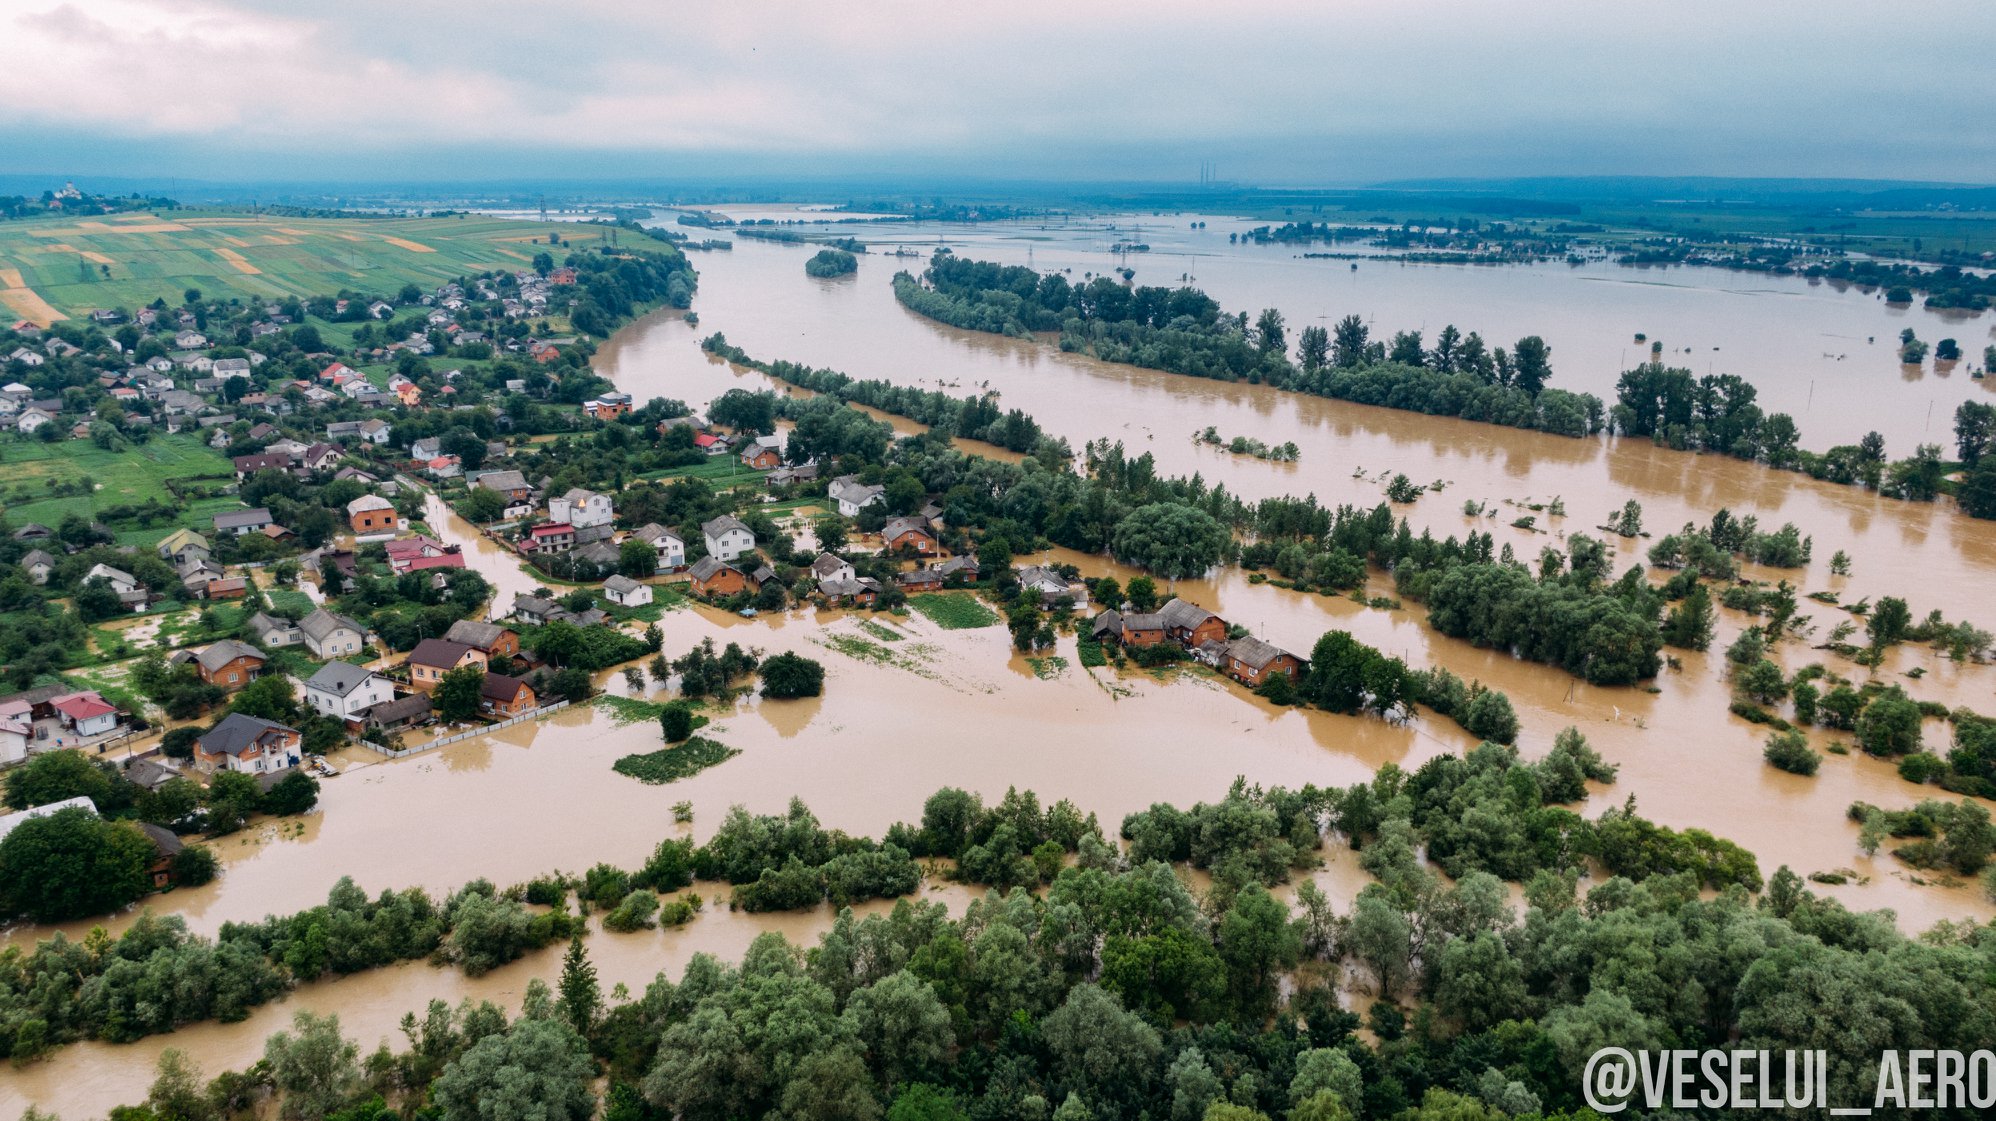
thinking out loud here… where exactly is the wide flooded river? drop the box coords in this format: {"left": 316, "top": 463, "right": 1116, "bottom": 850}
{"left": 9, "top": 212, "right": 1996, "bottom": 1118}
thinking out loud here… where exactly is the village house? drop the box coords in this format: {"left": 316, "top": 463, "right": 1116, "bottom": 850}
{"left": 136, "top": 823, "right": 184, "bottom": 889}
{"left": 767, "top": 463, "right": 820, "bottom": 487}
{"left": 809, "top": 553, "right": 856, "bottom": 585}
{"left": 205, "top": 576, "right": 248, "bottom": 600}
{"left": 19, "top": 548, "right": 53, "bottom": 585}
{"left": 630, "top": 523, "right": 686, "bottom": 569}
{"left": 473, "top": 469, "right": 536, "bottom": 518}
{"left": 346, "top": 494, "right": 398, "bottom": 535}
{"left": 739, "top": 434, "right": 783, "bottom": 469}
{"left": 1157, "top": 598, "right": 1228, "bottom": 647}
{"left": 582, "top": 391, "right": 632, "bottom": 420}
{"left": 183, "top": 640, "right": 266, "bottom": 689}
{"left": 212, "top": 357, "right": 252, "bottom": 379}
{"left": 524, "top": 522, "right": 576, "bottom": 553}
{"left": 895, "top": 568, "right": 944, "bottom": 594}
{"left": 479, "top": 673, "right": 538, "bottom": 718}
{"left": 603, "top": 574, "right": 653, "bottom": 607}
{"left": 194, "top": 713, "right": 301, "bottom": 776}
{"left": 818, "top": 574, "right": 881, "bottom": 606}
{"left": 174, "top": 329, "right": 208, "bottom": 349}
{"left": 247, "top": 611, "right": 302, "bottom": 647}
{"left": 881, "top": 516, "right": 938, "bottom": 555}
{"left": 548, "top": 487, "right": 615, "bottom": 543}
{"left": 701, "top": 515, "right": 755, "bottom": 562}
{"left": 299, "top": 607, "right": 368, "bottom": 659}
{"left": 689, "top": 556, "right": 756, "bottom": 597}
{"left": 1222, "top": 636, "right": 1305, "bottom": 686}
{"left": 304, "top": 661, "right": 394, "bottom": 725}
{"left": 1015, "top": 565, "right": 1089, "bottom": 608}
{"left": 937, "top": 555, "right": 981, "bottom": 583}
{"left": 50, "top": 691, "right": 121, "bottom": 739}
{"left": 1091, "top": 609, "right": 1169, "bottom": 647}
{"left": 84, "top": 563, "right": 140, "bottom": 597}
{"left": 405, "top": 638, "right": 487, "bottom": 691}
{"left": 212, "top": 508, "right": 274, "bottom": 537}
{"left": 15, "top": 408, "right": 54, "bottom": 435}
{"left": 444, "top": 619, "right": 519, "bottom": 658}
{"left": 358, "top": 693, "right": 432, "bottom": 734}
{"left": 827, "top": 475, "right": 885, "bottom": 517}
{"left": 300, "top": 442, "right": 341, "bottom": 471}
{"left": 233, "top": 452, "right": 294, "bottom": 480}
{"left": 156, "top": 528, "right": 211, "bottom": 572}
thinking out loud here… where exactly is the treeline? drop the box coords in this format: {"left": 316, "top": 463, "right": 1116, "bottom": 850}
{"left": 894, "top": 254, "right": 1608, "bottom": 439}
{"left": 125, "top": 761, "right": 1996, "bottom": 1121}
{"left": 564, "top": 247, "right": 697, "bottom": 337}
{"left": 702, "top": 334, "right": 1058, "bottom": 454}
{"left": 0, "top": 875, "right": 582, "bottom": 1062}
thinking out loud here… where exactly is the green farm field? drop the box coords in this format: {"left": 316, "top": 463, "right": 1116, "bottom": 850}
{"left": 0, "top": 433, "right": 238, "bottom": 544}
{"left": 0, "top": 210, "right": 617, "bottom": 325}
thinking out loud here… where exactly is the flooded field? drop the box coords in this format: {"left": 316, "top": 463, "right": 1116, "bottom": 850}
{"left": 12, "top": 212, "right": 1996, "bottom": 1118}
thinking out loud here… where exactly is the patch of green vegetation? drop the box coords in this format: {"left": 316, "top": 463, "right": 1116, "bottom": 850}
{"left": 815, "top": 633, "right": 945, "bottom": 683}
{"left": 907, "top": 592, "right": 1000, "bottom": 630}
{"left": 612, "top": 736, "right": 739, "bottom": 784}
{"left": 1026, "top": 655, "right": 1069, "bottom": 680}
{"left": 601, "top": 584, "right": 687, "bottom": 623}
{"left": 858, "top": 619, "right": 905, "bottom": 643}
{"left": 262, "top": 588, "right": 314, "bottom": 616}
{"left": 1076, "top": 637, "right": 1107, "bottom": 668}
{"left": 0, "top": 434, "right": 233, "bottom": 540}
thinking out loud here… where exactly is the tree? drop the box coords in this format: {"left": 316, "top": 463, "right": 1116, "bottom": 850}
{"left": 1462, "top": 689, "right": 1519, "bottom": 744}
{"left": 1867, "top": 596, "right": 1912, "bottom": 649}
{"left": 146, "top": 1048, "right": 210, "bottom": 1121}
{"left": 815, "top": 515, "right": 850, "bottom": 553}
{"left": 1856, "top": 688, "right": 1922, "bottom": 757}
{"left": 0, "top": 808, "right": 152, "bottom": 922}
{"left": 1735, "top": 659, "right": 1788, "bottom": 706}
{"left": 1510, "top": 335, "right": 1552, "bottom": 395}
{"left": 1331, "top": 315, "right": 1368, "bottom": 368}
{"left": 843, "top": 970, "right": 955, "bottom": 1089}
{"left": 1110, "top": 503, "right": 1228, "bottom": 579}
{"left": 1962, "top": 458, "right": 1996, "bottom": 520}
{"left": 557, "top": 934, "right": 600, "bottom": 1038}
{"left": 760, "top": 652, "right": 826, "bottom": 699}
{"left": 1660, "top": 583, "right": 1715, "bottom": 650}
{"left": 435, "top": 664, "right": 486, "bottom": 723}
{"left": 432, "top": 1018, "right": 596, "bottom": 1121}
{"left": 1289, "top": 1049, "right": 1363, "bottom": 1112}
{"left": 1297, "top": 325, "right": 1329, "bottom": 371}
{"left": 1764, "top": 730, "right": 1821, "bottom": 776}
{"left": 5, "top": 749, "right": 127, "bottom": 810}
{"left": 1252, "top": 308, "right": 1286, "bottom": 357}
{"left": 1041, "top": 984, "right": 1162, "bottom": 1087}
{"left": 660, "top": 702, "right": 696, "bottom": 742}
{"left": 618, "top": 539, "right": 657, "bottom": 578}
{"left": 264, "top": 1011, "right": 361, "bottom": 1121}
{"left": 1956, "top": 402, "right": 1996, "bottom": 468}
{"left": 260, "top": 770, "right": 321, "bottom": 816}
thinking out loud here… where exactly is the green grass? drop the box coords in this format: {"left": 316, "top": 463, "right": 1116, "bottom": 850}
{"left": 858, "top": 619, "right": 905, "bottom": 643}
{"left": 0, "top": 210, "right": 630, "bottom": 320}
{"left": 1077, "top": 637, "right": 1108, "bottom": 668}
{"left": 907, "top": 593, "right": 1000, "bottom": 630}
{"left": 263, "top": 589, "right": 314, "bottom": 615}
{"left": 603, "top": 584, "right": 687, "bottom": 623}
{"left": 590, "top": 693, "right": 715, "bottom": 731}
{"left": 0, "top": 434, "right": 234, "bottom": 540}
{"left": 612, "top": 736, "right": 739, "bottom": 784}
{"left": 638, "top": 459, "right": 768, "bottom": 483}
{"left": 1027, "top": 655, "right": 1069, "bottom": 680}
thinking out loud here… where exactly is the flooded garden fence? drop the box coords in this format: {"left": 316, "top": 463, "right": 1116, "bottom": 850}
{"left": 374, "top": 700, "right": 572, "bottom": 758}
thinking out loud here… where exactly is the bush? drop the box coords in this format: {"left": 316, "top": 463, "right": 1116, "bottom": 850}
{"left": 170, "top": 844, "right": 219, "bottom": 886}
{"left": 612, "top": 737, "right": 740, "bottom": 784}
{"left": 161, "top": 727, "right": 202, "bottom": 759}
{"left": 759, "top": 652, "right": 826, "bottom": 699}
{"left": 659, "top": 702, "right": 695, "bottom": 743}
{"left": 1763, "top": 731, "right": 1821, "bottom": 776}
{"left": 602, "top": 890, "right": 660, "bottom": 932}
{"left": 1463, "top": 690, "right": 1520, "bottom": 745}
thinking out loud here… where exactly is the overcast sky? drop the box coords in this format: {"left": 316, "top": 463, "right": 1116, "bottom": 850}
{"left": 2, "top": 0, "right": 1992, "bottom": 186}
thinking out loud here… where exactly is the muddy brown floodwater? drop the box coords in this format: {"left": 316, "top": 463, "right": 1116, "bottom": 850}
{"left": 11, "top": 216, "right": 1996, "bottom": 1119}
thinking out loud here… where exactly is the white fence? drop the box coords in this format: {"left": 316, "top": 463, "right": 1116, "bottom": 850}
{"left": 373, "top": 700, "right": 571, "bottom": 759}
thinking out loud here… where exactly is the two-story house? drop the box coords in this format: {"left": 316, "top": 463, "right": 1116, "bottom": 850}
{"left": 299, "top": 608, "right": 368, "bottom": 659}
{"left": 548, "top": 488, "right": 615, "bottom": 543}
{"left": 701, "top": 515, "right": 755, "bottom": 562}
{"left": 406, "top": 639, "right": 487, "bottom": 692}
{"left": 304, "top": 662, "right": 395, "bottom": 726}
{"left": 194, "top": 713, "right": 301, "bottom": 775}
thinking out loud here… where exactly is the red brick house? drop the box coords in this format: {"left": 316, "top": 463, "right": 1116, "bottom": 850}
{"left": 445, "top": 620, "right": 520, "bottom": 659}
{"left": 406, "top": 638, "right": 487, "bottom": 692}
{"left": 689, "top": 556, "right": 755, "bottom": 597}
{"left": 882, "top": 516, "right": 937, "bottom": 555}
{"left": 1158, "top": 598, "right": 1228, "bottom": 648}
{"left": 479, "top": 672, "right": 537, "bottom": 717}
{"left": 1224, "top": 636, "right": 1304, "bottom": 686}
{"left": 185, "top": 641, "right": 266, "bottom": 690}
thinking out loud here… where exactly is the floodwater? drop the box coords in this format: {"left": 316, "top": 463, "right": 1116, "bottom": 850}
{"left": 694, "top": 206, "right": 1996, "bottom": 452}
{"left": 13, "top": 212, "right": 1996, "bottom": 1118}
